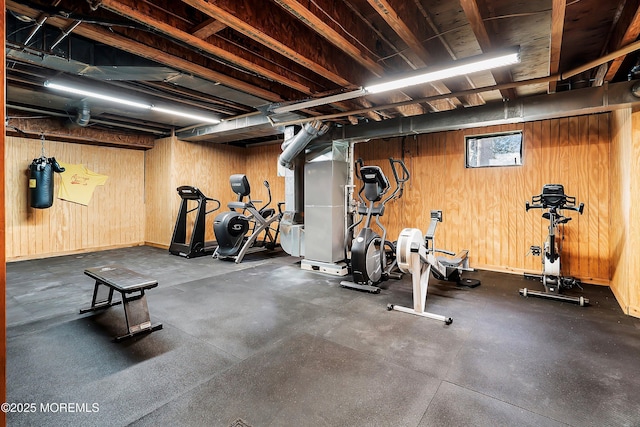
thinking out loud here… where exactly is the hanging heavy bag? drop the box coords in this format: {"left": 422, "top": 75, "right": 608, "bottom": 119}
{"left": 29, "top": 157, "right": 65, "bottom": 209}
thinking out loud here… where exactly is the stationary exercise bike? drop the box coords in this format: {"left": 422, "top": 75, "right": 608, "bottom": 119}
{"left": 520, "top": 184, "right": 588, "bottom": 306}
{"left": 213, "top": 174, "right": 283, "bottom": 263}
{"left": 387, "top": 210, "right": 480, "bottom": 324}
{"left": 340, "top": 157, "right": 410, "bottom": 293}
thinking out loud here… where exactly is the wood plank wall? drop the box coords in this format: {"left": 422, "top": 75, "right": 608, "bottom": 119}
{"left": 631, "top": 110, "right": 640, "bottom": 317}
{"left": 144, "top": 136, "right": 284, "bottom": 248}
{"left": 5, "top": 136, "right": 145, "bottom": 260}
{"left": 355, "top": 114, "right": 611, "bottom": 284}
{"left": 5, "top": 133, "right": 286, "bottom": 259}
{"left": 609, "top": 108, "right": 640, "bottom": 317}
{"left": 245, "top": 144, "right": 287, "bottom": 211}
{"left": 144, "top": 137, "right": 174, "bottom": 247}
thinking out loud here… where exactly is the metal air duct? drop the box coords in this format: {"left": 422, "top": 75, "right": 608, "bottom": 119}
{"left": 278, "top": 120, "right": 330, "bottom": 170}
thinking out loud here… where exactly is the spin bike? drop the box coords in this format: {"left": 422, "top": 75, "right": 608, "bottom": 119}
{"left": 340, "top": 157, "right": 409, "bottom": 293}
{"left": 213, "top": 174, "right": 283, "bottom": 263}
{"left": 520, "top": 184, "right": 587, "bottom": 306}
{"left": 387, "top": 210, "right": 480, "bottom": 324}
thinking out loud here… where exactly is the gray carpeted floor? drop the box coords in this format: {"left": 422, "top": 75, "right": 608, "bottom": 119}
{"left": 6, "top": 245, "right": 640, "bottom": 426}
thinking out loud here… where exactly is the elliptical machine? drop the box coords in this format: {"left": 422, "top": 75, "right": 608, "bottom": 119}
{"left": 213, "top": 174, "right": 282, "bottom": 263}
{"left": 520, "top": 184, "right": 587, "bottom": 306}
{"left": 340, "top": 157, "right": 410, "bottom": 293}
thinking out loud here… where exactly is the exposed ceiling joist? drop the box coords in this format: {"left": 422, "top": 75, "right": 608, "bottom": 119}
{"left": 459, "top": 0, "right": 517, "bottom": 101}
{"left": 6, "top": 0, "right": 282, "bottom": 102}
{"left": 5, "top": 0, "right": 637, "bottom": 145}
{"left": 272, "top": 0, "right": 385, "bottom": 77}
{"left": 99, "top": 0, "right": 314, "bottom": 94}
{"left": 549, "top": 0, "right": 567, "bottom": 93}
{"left": 595, "top": 0, "right": 640, "bottom": 86}
{"left": 191, "top": 18, "right": 227, "bottom": 39}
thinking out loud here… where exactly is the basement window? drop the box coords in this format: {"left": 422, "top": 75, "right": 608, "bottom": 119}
{"left": 465, "top": 131, "right": 523, "bottom": 168}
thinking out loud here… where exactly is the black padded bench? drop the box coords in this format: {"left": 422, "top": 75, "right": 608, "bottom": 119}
{"left": 80, "top": 265, "right": 163, "bottom": 341}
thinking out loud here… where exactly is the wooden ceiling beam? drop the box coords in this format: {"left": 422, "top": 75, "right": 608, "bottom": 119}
{"left": 182, "top": 0, "right": 373, "bottom": 89}
{"left": 412, "top": 0, "right": 485, "bottom": 107}
{"left": 191, "top": 18, "right": 227, "bottom": 39}
{"left": 597, "top": 0, "right": 640, "bottom": 85}
{"left": 459, "top": 0, "right": 518, "bottom": 101}
{"left": 272, "top": 0, "right": 428, "bottom": 116}
{"left": 366, "top": 0, "right": 462, "bottom": 110}
{"left": 272, "top": 0, "right": 385, "bottom": 77}
{"left": 366, "top": 0, "right": 431, "bottom": 65}
{"left": 7, "top": 117, "right": 156, "bottom": 149}
{"left": 99, "top": 0, "right": 313, "bottom": 94}
{"left": 549, "top": 0, "right": 566, "bottom": 93}
{"left": 6, "top": 0, "right": 283, "bottom": 102}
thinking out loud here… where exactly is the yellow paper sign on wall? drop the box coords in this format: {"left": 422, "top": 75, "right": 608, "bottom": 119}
{"left": 58, "top": 162, "right": 108, "bottom": 206}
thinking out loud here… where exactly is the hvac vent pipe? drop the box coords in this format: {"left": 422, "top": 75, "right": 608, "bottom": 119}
{"left": 278, "top": 120, "right": 330, "bottom": 170}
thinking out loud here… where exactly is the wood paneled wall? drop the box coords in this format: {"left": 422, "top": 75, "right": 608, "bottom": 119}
{"left": 245, "top": 143, "right": 287, "bottom": 209}
{"left": 355, "top": 114, "right": 611, "bottom": 284}
{"left": 144, "top": 137, "right": 174, "bottom": 247}
{"left": 609, "top": 108, "right": 640, "bottom": 317}
{"left": 144, "top": 136, "right": 284, "bottom": 248}
{"left": 5, "top": 134, "right": 286, "bottom": 258}
{"left": 5, "top": 136, "right": 146, "bottom": 260}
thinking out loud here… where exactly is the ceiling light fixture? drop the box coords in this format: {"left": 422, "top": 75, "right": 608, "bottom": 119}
{"left": 150, "top": 106, "right": 220, "bottom": 124}
{"left": 44, "top": 81, "right": 221, "bottom": 124}
{"left": 272, "top": 47, "right": 520, "bottom": 114}
{"left": 44, "top": 81, "right": 150, "bottom": 110}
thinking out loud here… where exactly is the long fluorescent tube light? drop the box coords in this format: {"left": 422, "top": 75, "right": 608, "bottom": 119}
{"left": 272, "top": 47, "right": 520, "bottom": 114}
{"left": 151, "top": 106, "right": 220, "bottom": 124}
{"left": 365, "top": 50, "right": 520, "bottom": 94}
{"left": 44, "top": 81, "right": 151, "bottom": 110}
{"left": 44, "top": 81, "right": 220, "bottom": 124}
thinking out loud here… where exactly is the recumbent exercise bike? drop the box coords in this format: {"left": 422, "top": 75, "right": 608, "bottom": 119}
{"left": 213, "top": 174, "right": 283, "bottom": 263}
{"left": 520, "top": 184, "right": 588, "bottom": 306}
{"left": 340, "top": 157, "right": 409, "bottom": 293}
{"left": 387, "top": 210, "right": 480, "bottom": 324}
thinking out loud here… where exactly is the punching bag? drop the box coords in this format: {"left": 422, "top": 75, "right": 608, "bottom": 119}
{"left": 29, "top": 156, "right": 65, "bottom": 209}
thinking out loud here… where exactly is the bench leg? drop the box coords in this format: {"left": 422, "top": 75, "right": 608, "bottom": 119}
{"left": 79, "top": 281, "right": 121, "bottom": 314}
{"left": 115, "top": 290, "right": 163, "bottom": 342}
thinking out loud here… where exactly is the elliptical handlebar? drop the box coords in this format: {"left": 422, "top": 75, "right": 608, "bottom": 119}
{"left": 262, "top": 180, "right": 272, "bottom": 211}
{"left": 207, "top": 198, "right": 221, "bottom": 214}
{"left": 389, "top": 157, "right": 410, "bottom": 184}
{"left": 381, "top": 157, "right": 410, "bottom": 205}
{"left": 354, "top": 158, "right": 366, "bottom": 205}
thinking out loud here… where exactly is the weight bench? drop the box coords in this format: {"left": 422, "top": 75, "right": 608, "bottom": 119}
{"left": 80, "top": 265, "right": 163, "bottom": 341}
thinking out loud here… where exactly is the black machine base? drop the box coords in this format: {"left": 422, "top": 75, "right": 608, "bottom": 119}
{"left": 458, "top": 278, "right": 481, "bottom": 288}
{"left": 339, "top": 280, "right": 381, "bottom": 293}
{"left": 169, "top": 241, "right": 217, "bottom": 259}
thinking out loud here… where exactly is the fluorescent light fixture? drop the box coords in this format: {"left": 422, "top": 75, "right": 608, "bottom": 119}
{"left": 44, "top": 80, "right": 220, "bottom": 124}
{"left": 272, "top": 47, "right": 520, "bottom": 114}
{"left": 365, "top": 49, "right": 520, "bottom": 94}
{"left": 151, "top": 106, "right": 220, "bottom": 124}
{"left": 44, "top": 81, "right": 151, "bottom": 110}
